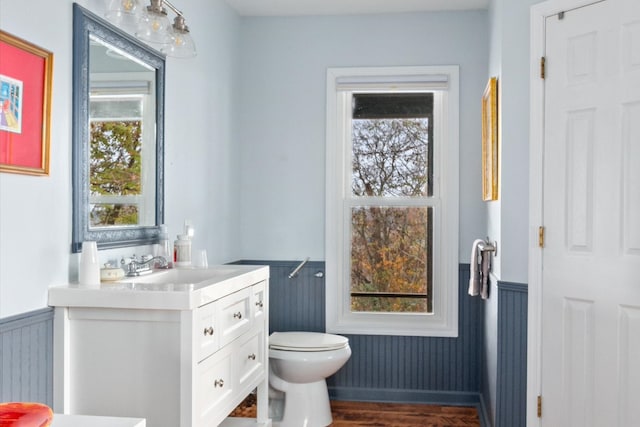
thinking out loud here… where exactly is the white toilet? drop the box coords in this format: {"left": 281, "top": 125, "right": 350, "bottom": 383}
{"left": 268, "top": 331, "right": 351, "bottom": 427}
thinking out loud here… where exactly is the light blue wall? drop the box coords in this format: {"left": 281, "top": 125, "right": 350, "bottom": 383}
{"left": 487, "top": 0, "right": 543, "bottom": 284}
{"left": 483, "top": 0, "right": 543, "bottom": 424}
{"left": 235, "top": 11, "right": 489, "bottom": 262}
{"left": 0, "top": 0, "right": 242, "bottom": 318}
{"left": 0, "top": 0, "right": 494, "bottom": 321}
{"left": 0, "top": 3, "right": 536, "bottom": 423}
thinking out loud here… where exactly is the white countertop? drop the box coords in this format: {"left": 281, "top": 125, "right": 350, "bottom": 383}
{"left": 51, "top": 414, "right": 145, "bottom": 427}
{"left": 48, "top": 264, "right": 269, "bottom": 310}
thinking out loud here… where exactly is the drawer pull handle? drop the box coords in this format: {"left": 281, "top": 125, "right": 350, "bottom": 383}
{"left": 255, "top": 301, "right": 264, "bottom": 308}
{"left": 248, "top": 353, "right": 256, "bottom": 360}
{"left": 203, "top": 326, "right": 214, "bottom": 336}
{"left": 233, "top": 312, "right": 243, "bottom": 319}
{"left": 214, "top": 379, "right": 224, "bottom": 388}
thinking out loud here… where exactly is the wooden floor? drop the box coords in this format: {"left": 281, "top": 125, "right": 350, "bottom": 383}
{"left": 229, "top": 397, "right": 480, "bottom": 427}
{"left": 330, "top": 401, "right": 480, "bottom": 427}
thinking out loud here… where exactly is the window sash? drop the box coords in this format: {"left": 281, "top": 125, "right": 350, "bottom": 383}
{"left": 326, "top": 66, "right": 459, "bottom": 337}
{"left": 88, "top": 91, "right": 155, "bottom": 228}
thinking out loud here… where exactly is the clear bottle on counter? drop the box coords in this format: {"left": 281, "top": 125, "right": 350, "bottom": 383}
{"left": 157, "top": 225, "right": 173, "bottom": 268}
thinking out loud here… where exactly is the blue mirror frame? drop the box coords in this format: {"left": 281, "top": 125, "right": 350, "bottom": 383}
{"left": 71, "top": 3, "right": 165, "bottom": 253}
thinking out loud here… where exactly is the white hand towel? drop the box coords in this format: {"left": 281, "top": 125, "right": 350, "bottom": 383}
{"left": 468, "top": 239, "right": 484, "bottom": 296}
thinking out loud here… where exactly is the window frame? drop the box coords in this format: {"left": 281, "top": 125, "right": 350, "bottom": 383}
{"left": 325, "top": 66, "right": 459, "bottom": 337}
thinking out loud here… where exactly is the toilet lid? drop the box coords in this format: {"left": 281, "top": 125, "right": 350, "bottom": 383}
{"left": 269, "top": 332, "right": 349, "bottom": 352}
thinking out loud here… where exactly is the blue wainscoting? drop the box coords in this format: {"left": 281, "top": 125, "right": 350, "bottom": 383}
{"left": 1, "top": 263, "right": 527, "bottom": 427}
{"left": 495, "top": 281, "right": 527, "bottom": 427}
{"left": 0, "top": 307, "right": 54, "bottom": 405}
{"left": 235, "top": 260, "right": 486, "bottom": 407}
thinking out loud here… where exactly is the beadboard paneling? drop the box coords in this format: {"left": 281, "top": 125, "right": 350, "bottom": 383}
{"left": 236, "top": 261, "right": 484, "bottom": 397}
{"left": 495, "top": 281, "right": 527, "bottom": 427}
{"left": 0, "top": 263, "right": 526, "bottom": 427}
{"left": 262, "top": 260, "right": 326, "bottom": 333}
{"left": 333, "top": 268, "right": 483, "bottom": 394}
{"left": 0, "top": 307, "right": 54, "bottom": 405}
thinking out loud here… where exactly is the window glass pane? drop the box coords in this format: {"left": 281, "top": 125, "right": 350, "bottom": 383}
{"left": 350, "top": 206, "right": 433, "bottom": 313}
{"left": 89, "top": 120, "right": 142, "bottom": 196}
{"left": 351, "top": 93, "right": 433, "bottom": 197}
{"left": 90, "top": 203, "right": 139, "bottom": 227}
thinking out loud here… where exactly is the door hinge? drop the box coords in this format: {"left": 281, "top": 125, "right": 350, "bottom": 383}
{"left": 540, "top": 56, "right": 546, "bottom": 79}
{"left": 538, "top": 226, "right": 545, "bottom": 248}
{"left": 537, "top": 395, "right": 543, "bottom": 417}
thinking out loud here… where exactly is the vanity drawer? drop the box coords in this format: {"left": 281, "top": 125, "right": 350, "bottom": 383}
{"left": 251, "top": 281, "right": 266, "bottom": 321}
{"left": 237, "top": 330, "right": 265, "bottom": 390}
{"left": 216, "top": 288, "right": 252, "bottom": 347}
{"left": 196, "top": 348, "right": 233, "bottom": 427}
{"left": 195, "top": 301, "right": 218, "bottom": 362}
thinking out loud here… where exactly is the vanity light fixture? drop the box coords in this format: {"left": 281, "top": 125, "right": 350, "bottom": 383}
{"left": 104, "top": 0, "right": 197, "bottom": 58}
{"left": 105, "top": 0, "right": 141, "bottom": 33}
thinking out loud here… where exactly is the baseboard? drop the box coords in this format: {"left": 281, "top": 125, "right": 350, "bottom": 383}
{"left": 477, "top": 391, "right": 493, "bottom": 427}
{"left": 329, "top": 386, "right": 489, "bottom": 426}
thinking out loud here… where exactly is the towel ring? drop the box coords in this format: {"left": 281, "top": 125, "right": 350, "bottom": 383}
{"left": 478, "top": 238, "right": 497, "bottom": 256}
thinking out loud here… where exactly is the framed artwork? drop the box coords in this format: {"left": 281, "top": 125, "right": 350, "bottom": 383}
{"left": 482, "top": 76, "right": 498, "bottom": 201}
{"left": 0, "top": 30, "right": 53, "bottom": 176}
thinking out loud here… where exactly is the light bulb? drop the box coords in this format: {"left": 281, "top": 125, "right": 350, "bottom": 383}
{"left": 136, "top": 10, "right": 171, "bottom": 44}
{"left": 122, "top": 0, "right": 135, "bottom": 12}
{"left": 151, "top": 18, "right": 162, "bottom": 32}
{"left": 105, "top": 0, "right": 140, "bottom": 33}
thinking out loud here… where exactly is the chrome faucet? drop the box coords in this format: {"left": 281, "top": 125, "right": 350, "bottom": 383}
{"left": 122, "top": 255, "right": 169, "bottom": 277}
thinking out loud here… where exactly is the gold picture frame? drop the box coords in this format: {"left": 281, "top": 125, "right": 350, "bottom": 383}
{"left": 0, "top": 31, "right": 53, "bottom": 176}
{"left": 481, "top": 77, "right": 498, "bottom": 201}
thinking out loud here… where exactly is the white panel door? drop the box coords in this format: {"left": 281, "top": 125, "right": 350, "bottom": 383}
{"left": 541, "top": 0, "right": 640, "bottom": 425}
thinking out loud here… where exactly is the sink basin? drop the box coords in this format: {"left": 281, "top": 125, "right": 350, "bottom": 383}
{"left": 124, "top": 267, "right": 241, "bottom": 286}
{"left": 49, "top": 263, "right": 268, "bottom": 310}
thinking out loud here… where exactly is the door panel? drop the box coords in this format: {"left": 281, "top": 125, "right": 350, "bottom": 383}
{"left": 541, "top": 0, "right": 640, "bottom": 425}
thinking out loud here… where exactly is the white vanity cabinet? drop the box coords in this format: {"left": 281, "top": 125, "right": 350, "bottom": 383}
{"left": 49, "top": 265, "right": 270, "bottom": 427}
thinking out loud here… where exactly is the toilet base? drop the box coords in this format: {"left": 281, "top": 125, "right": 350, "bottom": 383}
{"left": 269, "top": 380, "right": 332, "bottom": 427}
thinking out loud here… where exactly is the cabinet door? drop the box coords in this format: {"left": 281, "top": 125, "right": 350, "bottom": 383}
{"left": 196, "top": 301, "right": 218, "bottom": 362}
{"left": 216, "top": 288, "right": 252, "bottom": 347}
{"left": 237, "top": 330, "right": 265, "bottom": 391}
{"left": 196, "top": 348, "right": 233, "bottom": 427}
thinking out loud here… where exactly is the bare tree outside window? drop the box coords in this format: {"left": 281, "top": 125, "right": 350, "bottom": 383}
{"left": 350, "top": 113, "right": 433, "bottom": 313}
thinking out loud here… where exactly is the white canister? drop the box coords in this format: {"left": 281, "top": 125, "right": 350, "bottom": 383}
{"left": 174, "top": 234, "right": 192, "bottom": 267}
{"left": 79, "top": 241, "right": 100, "bottom": 285}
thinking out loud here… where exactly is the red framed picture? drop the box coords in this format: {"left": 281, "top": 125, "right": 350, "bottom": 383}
{"left": 0, "top": 30, "right": 53, "bottom": 176}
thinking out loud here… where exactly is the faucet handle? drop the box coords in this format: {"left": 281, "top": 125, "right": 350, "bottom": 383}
{"left": 121, "top": 256, "right": 135, "bottom": 265}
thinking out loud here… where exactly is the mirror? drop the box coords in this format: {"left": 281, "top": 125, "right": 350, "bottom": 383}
{"left": 72, "top": 4, "right": 165, "bottom": 253}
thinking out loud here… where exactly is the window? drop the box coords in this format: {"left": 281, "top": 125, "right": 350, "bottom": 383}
{"left": 88, "top": 77, "right": 155, "bottom": 228}
{"left": 325, "top": 66, "right": 459, "bottom": 337}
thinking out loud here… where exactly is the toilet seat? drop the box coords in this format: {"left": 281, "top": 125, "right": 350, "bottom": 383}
{"left": 269, "top": 331, "right": 349, "bottom": 352}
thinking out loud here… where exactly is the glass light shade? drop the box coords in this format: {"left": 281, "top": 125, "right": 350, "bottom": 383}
{"left": 105, "top": 0, "right": 141, "bottom": 33}
{"left": 161, "top": 29, "right": 196, "bottom": 58}
{"left": 136, "top": 10, "right": 171, "bottom": 45}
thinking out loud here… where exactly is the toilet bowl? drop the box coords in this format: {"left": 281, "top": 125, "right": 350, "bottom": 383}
{"left": 268, "top": 331, "right": 351, "bottom": 427}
